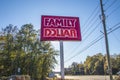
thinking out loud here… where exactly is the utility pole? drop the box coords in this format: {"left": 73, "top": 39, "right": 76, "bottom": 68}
{"left": 60, "top": 41, "right": 64, "bottom": 80}
{"left": 100, "top": 0, "right": 113, "bottom": 80}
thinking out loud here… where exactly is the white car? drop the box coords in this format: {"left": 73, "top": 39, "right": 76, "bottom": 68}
{"left": 117, "top": 71, "right": 120, "bottom": 75}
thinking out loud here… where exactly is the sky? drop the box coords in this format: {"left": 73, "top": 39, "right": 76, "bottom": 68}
{"left": 0, "top": 0, "right": 120, "bottom": 72}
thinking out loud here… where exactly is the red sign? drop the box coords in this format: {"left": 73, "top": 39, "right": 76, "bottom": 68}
{"left": 40, "top": 15, "right": 81, "bottom": 41}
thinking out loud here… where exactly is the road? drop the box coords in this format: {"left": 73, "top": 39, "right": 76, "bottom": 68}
{"left": 57, "top": 75, "right": 116, "bottom": 80}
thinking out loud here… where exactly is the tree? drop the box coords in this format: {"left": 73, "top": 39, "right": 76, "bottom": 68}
{"left": 65, "top": 62, "right": 84, "bottom": 75}
{"left": 0, "top": 24, "right": 18, "bottom": 76}
{"left": 77, "top": 63, "right": 84, "bottom": 75}
{"left": 71, "top": 62, "right": 78, "bottom": 75}
{"left": 65, "top": 53, "right": 120, "bottom": 75}
{"left": 84, "top": 56, "right": 93, "bottom": 75}
{"left": 116, "top": 54, "right": 120, "bottom": 70}
{"left": 84, "top": 53, "right": 104, "bottom": 75}
{"left": 110, "top": 54, "right": 120, "bottom": 74}
{"left": 0, "top": 24, "right": 58, "bottom": 80}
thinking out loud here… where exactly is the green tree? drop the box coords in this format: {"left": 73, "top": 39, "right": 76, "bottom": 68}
{"left": 68, "top": 62, "right": 84, "bottom": 75}
{"left": 40, "top": 41, "right": 58, "bottom": 80}
{"left": 0, "top": 24, "right": 58, "bottom": 80}
{"left": 104, "top": 54, "right": 120, "bottom": 75}
{"left": 110, "top": 54, "right": 120, "bottom": 74}
{"left": 71, "top": 62, "right": 78, "bottom": 75}
{"left": 0, "top": 24, "right": 18, "bottom": 76}
{"left": 84, "top": 56, "right": 93, "bottom": 75}
{"left": 84, "top": 53, "right": 104, "bottom": 75}
{"left": 116, "top": 54, "right": 120, "bottom": 70}
{"left": 65, "top": 53, "right": 120, "bottom": 75}
{"left": 77, "top": 63, "right": 84, "bottom": 75}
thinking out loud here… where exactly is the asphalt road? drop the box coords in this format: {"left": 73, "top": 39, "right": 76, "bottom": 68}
{"left": 57, "top": 75, "right": 115, "bottom": 80}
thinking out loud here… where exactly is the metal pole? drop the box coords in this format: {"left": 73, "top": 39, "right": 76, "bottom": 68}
{"left": 60, "top": 41, "right": 64, "bottom": 79}
{"left": 100, "top": 0, "right": 113, "bottom": 80}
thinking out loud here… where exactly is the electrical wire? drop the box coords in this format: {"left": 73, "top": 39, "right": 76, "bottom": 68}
{"left": 111, "top": 32, "right": 120, "bottom": 42}
{"left": 82, "top": 4, "right": 99, "bottom": 33}
{"left": 65, "top": 1, "right": 118, "bottom": 60}
{"left": 82, "top": 10, "right": 99, "bottom": 35}
{"left": 82, "top": 18, "right": 99, "bottom": 36}
{"left": 83, "top": 21, "right": 101, "bottom": 44}
{"left": 107, "top": 22, "right": 120, "bottom": 42}
{"left": 65, "top": 23, "right": 120, "bottom": 63}
{"left": 65, "top": 34, "right": 103, "bottom": 63}
{"left": 103, "top": 0, "right": 109, "bottom": 6}
{"left": 105, "top": 0, "right": 118, "bottom": 11}
{"left": 65, "top": 4, "right": 100, "bottom": 59}
{"left": 107, "top": 4, "right": 120, "bottom": 16}
{"left": 65, "top": 21, "right": 101, "bottom": 61}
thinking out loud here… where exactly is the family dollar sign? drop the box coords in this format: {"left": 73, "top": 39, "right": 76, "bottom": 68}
{"left": 40, "top": 15, "right": 81, "bottom": 41}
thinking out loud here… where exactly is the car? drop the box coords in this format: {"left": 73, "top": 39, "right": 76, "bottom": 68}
{"left": 8, "top": 75, "right": 16, "bottom": 80}
{"left": 117, "top": 71, "right": 120, "bottom": 75}
{"left": 48, "top": 72, "right": 57, "bottom": 78}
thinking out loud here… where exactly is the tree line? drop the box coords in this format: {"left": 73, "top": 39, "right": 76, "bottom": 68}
{"left": 65, "top": 53, "right": 120, "bottom": 75}
{"left": 0, "top": 24, "right": 58, "bottom": 80}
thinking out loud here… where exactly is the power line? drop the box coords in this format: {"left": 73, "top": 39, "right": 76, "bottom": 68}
{"left": 107, "top": 22, "right": 120, "bottom": 42}
{"left": 108, "top": 23, "right": 120, "bottom": 34}
{"left": 65, "top": 5, "right": 100, "bottom": 60}
{"left": 108, "top": 4, "right": 120, "bottom": 16}
{"left": 82, "top": 18, "right": 99, "bottom": 36}
{"left": 65, "top": 25, "right": 120, "bottom": 63}
{"left": 82, "top": 10, "right": 99, "bottom": 35}
{"left": 111, "top": 33, "right": 120, "bottom": 42}
{"left": 83, "top": 21, "right": 101, "bottom": 43}
{"left": 65, "top": 21, "right": 101, "bottom": 61}
{"left": 65, "top": 34, "right": 103, "bottom": 63}
{"left": 107, "top": 22, "right": 120, "bottom": 31}
{"left": 82, "top": 4, "right": 99, "bottom": 33}
{"left": 65, "top": 0, "right": 120, "bottom": 63}
{"left": 103, "top": 0, "right": 109, "bottom": 6}
{"left": 105, "top": 0, "right": 118, "bottom": 11}
{"left": 65, "top": 23, "right": 120, "bottom": 63}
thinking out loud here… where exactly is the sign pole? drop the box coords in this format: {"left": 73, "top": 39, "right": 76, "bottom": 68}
{"left": 40, "top": 15, "right": 81, "bottom": 79}
{"left": 60, "top": 41, "right": 64, "bottom": 80}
